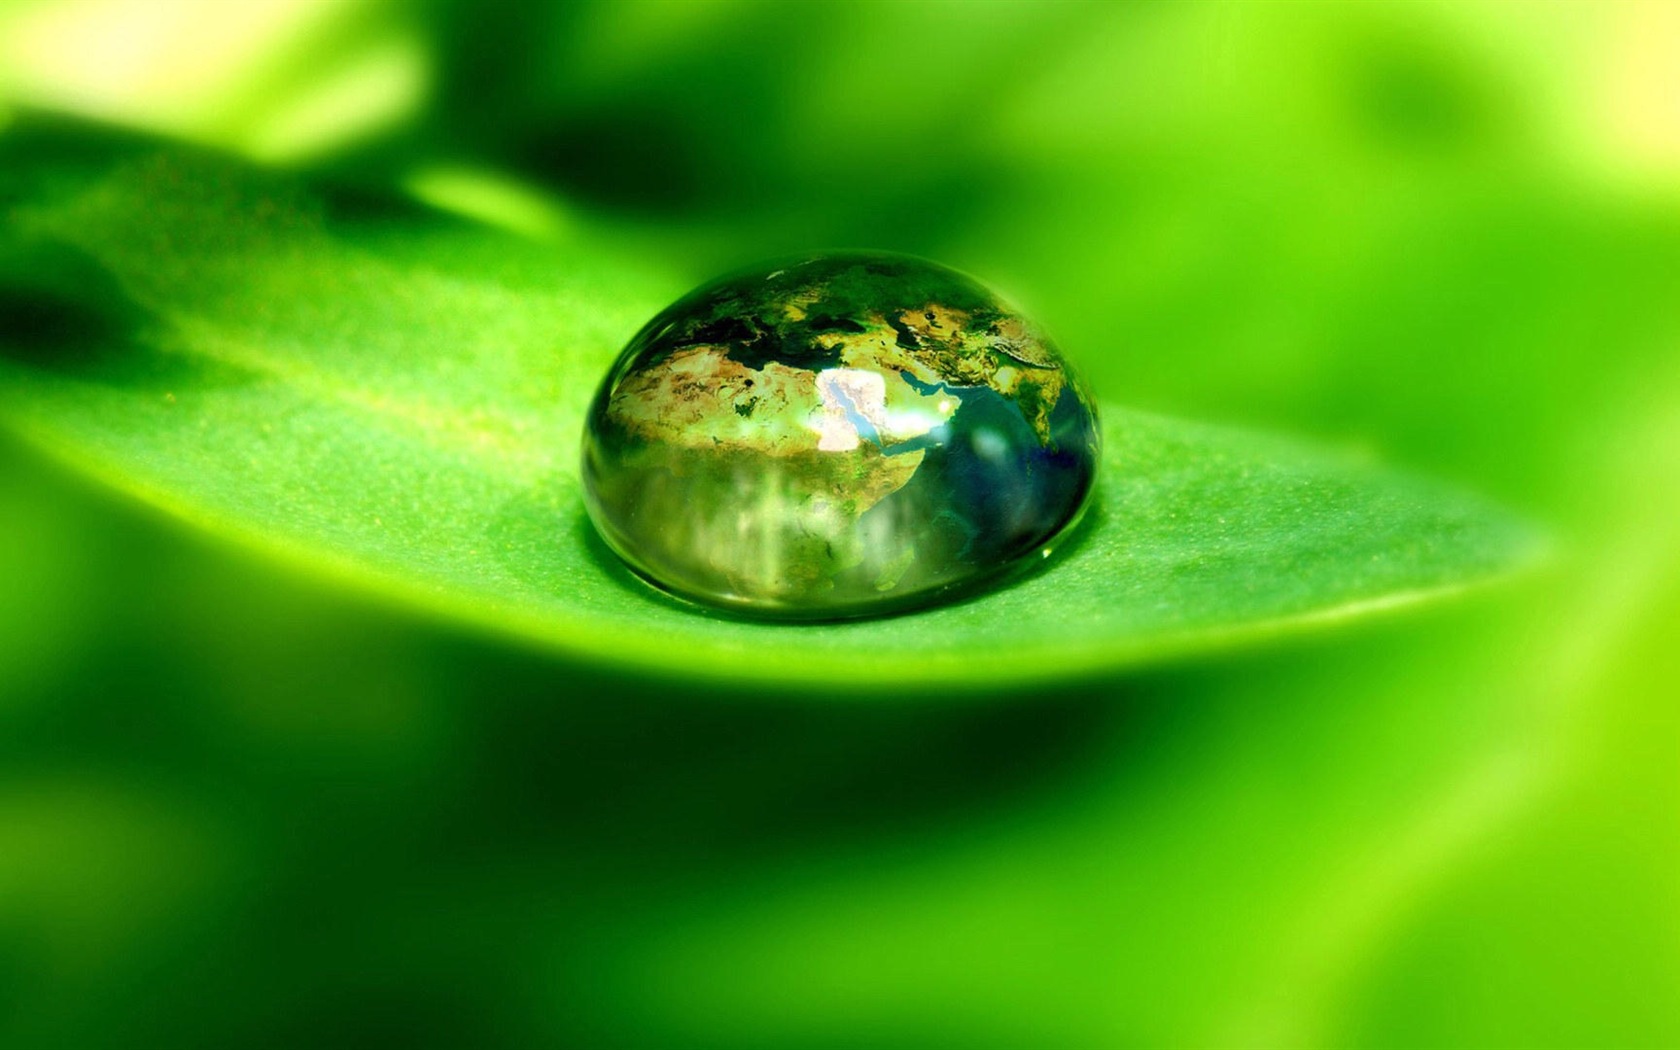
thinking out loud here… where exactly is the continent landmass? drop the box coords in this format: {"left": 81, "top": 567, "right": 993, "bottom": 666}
{"left": 614, "top": 254, "right": 1070, "bottom": 450}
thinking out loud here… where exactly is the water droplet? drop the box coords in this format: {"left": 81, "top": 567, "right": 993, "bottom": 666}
{"left": 580, "top": 252, "right": 1101, "bottom": 618}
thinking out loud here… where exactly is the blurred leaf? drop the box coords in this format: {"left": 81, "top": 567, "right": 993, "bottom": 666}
{"left": 0, "top": 118, "right": 1536, "bottom": 687}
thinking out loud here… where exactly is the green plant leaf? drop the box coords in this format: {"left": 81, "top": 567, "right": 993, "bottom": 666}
{"left": 0, "top": 117, "right": 1539, "bottom": 687}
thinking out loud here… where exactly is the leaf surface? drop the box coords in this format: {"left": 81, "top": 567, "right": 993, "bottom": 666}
{"left": 0, "top": 119, "right": 1538, "bottom": 687}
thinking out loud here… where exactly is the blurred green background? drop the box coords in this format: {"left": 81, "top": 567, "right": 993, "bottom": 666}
{"left": 1, "top": 0, "right": 1677, "bottom": 1046}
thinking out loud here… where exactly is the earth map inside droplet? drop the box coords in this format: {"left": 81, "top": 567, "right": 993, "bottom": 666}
{"left": 580, "top": 252, "right": 1102, "bottom": 619}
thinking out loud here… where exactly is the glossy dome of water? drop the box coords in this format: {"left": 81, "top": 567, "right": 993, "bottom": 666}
{"left": 581, "top": 253, "right": 1101, "bottom": 619}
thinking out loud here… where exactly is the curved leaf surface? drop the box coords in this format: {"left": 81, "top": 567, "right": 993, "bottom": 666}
{"left": 0, "top": 118, "right": 1539, "bottom": 687}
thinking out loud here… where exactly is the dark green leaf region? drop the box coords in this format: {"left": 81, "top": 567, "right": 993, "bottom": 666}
{"left": 582, "top": 254, "right": 1103, "bottom": 618}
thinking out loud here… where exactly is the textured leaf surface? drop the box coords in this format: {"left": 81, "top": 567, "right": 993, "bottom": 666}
{"left": 0, "top": 121, "right": 1537, "bottom": 686}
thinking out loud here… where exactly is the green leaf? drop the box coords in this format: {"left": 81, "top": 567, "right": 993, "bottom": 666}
{"left": 0, "top": 118, "right": 1538, "bottom": 687}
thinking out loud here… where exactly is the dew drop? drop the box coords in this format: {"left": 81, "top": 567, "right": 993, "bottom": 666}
{"left": 580, "top": 252, "right": 1101, "bottom": 619}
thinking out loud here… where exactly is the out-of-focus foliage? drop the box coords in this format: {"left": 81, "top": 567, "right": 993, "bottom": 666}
{"left": 0, "top": 1, "right": 1676, "bottom": 1047}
